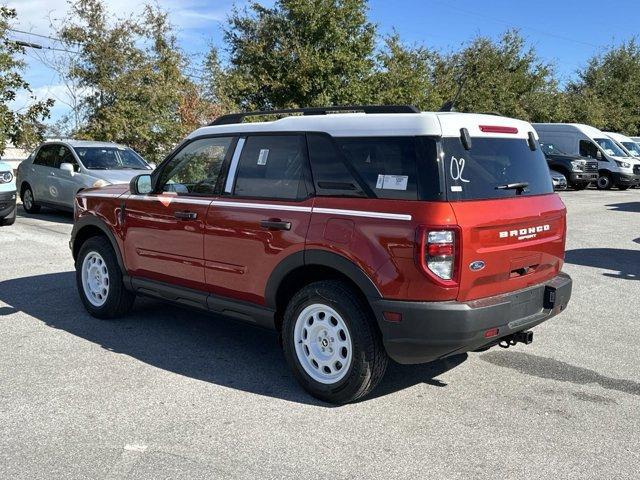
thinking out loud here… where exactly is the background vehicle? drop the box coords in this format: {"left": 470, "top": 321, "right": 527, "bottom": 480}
{"left": 604, "top": 131, "right": 640, "bottom": 157}
{"left": 549, "top": 169, "right": 568, "bottom": 190}
{"left": 534, "top": 123, "right": 640, "bottom": 190}
{"left": 0, "top": 160, "right": 17, "bottom": 226}
{"left": 540, "top": 141, "right": 598, "bottom": 189}
{"left": 71, "top": 106, "right": 573, "bottom": 404}
{"left": 17, "top": 140, "right": 153, "bottom": 213}
{"left": 630, "top": 136, "right": 640, "bottom": 143}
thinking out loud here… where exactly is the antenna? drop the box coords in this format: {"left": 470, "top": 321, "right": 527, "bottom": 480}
{"left": 439, "top": 72, "right": 467, "bottom": 112}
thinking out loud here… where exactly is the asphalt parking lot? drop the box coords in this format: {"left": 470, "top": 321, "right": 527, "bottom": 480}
{"left": 0, "top": 190, "right": 639, "bottom": 479}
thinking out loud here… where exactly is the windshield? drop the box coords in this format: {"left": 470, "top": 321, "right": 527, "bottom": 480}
{"left": 443, "top": 137, "right": 553, "bottom": 200}
{"left": 540, "top": 142, "right": 568, "bottom": 156}
{"left": 593, "top": 138, "right": 629, "bottom": 157}
{"left": 75, "top": 147, "right": 150, "bottom": 170}
{"left": 622, "top": 141, "right": 640, "bottom": 156}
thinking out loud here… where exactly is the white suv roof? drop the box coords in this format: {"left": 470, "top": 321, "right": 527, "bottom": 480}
{"left": 190, "top": 111, "right": 538, "bottom": 140}
{"left": 42, "top": 139, "right": 129, "bottom": 149}
{"left": 604, "top": 131, "right": 637, "bottom": 144}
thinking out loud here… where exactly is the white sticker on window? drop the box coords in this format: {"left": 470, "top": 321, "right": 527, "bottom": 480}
{"left": 375, "top": 174, "right": 409, "bottom": 191}
{"left": 451, "top": 185, "right": 463, "bottom": 192}
{"left": 257, "top": 149, "right": 269, "bottom": 165}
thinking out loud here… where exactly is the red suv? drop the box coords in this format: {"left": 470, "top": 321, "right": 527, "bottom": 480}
{"left": 71, "top": 106, "right": 572, "bottom": 404}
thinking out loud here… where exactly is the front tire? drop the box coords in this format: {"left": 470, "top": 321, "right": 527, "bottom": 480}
{"left": 0, "top": 205, "right": 16, "bottom": 226}
{"left": 596, "top": 174, "right": 612, "bottom": 190}
{"left": 21, "top": 184, "right": 41, "bottom": 213}
{"left": 282, "top": 281, "right": 388, "bottom": 404}
{"left": 75, "top": 236, "right": 135, "bottom": 319}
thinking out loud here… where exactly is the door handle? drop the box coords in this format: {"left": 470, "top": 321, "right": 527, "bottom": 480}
{"left": 260, "top": 219, "right": 291, "bottom": 231}
{"left": 174, "top": 211, "right": 197, "bottom": 220}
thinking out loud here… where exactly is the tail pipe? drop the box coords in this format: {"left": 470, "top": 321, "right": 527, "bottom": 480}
{"left": 499, "top": 330, "right": 533, "bottom": 348}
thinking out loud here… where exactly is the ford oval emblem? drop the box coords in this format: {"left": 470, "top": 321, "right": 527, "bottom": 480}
{"left": 469, "top": 260, "right": 485, "bottom": 271}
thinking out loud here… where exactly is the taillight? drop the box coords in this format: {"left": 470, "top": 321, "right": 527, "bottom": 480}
{"left": 418, "top": 228, "right": 459, "bottom": 284}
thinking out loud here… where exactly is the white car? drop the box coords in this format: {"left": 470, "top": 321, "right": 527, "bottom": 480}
{"left": 17, "top": 140, "right": 153, "bottom": 213}
{"left": 604, "top": 131, "right": 640, "bottom": 157}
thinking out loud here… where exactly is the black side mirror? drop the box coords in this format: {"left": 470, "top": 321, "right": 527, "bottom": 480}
{"left": 130, "top": 174, "right": 153, "bottom": 195}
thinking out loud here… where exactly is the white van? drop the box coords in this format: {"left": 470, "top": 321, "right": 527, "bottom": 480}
{"left": 533, "top": 123, "right": 640, "bottom": 190}
{"left": 604, "top": 131, "right": 640, "bottom": 158}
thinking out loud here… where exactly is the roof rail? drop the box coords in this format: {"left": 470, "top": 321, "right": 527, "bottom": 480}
{"left": 209, "top": 105, "right": 420, "bottom": 126}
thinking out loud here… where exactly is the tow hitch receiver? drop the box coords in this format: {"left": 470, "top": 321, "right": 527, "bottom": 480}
{"left": 499, "top": 330, "right": 533, "bottom": 348}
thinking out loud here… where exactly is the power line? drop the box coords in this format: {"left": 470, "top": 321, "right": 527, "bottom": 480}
{"left": 431, "top": 0, "right": 602, "bottom": 49}
{"left": 9, "top": 38, "right": 79, "bottom": 54}
{"left": 6, "top": 27, "right": 82, "bottom": 46}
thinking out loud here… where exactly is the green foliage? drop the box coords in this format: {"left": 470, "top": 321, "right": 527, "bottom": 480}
{"left": 0, "top": 7, "right": 53, "bottom": 154}
{"left": 566, "top": 40, "right": 640, "bottom": 135}
{"left": 219, "top": 0, "right": 376, "bottom": 110}
{"left": 59, "top": 0, "right": 192, "bottom": 162}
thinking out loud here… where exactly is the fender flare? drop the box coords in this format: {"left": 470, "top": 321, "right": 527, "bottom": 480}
{"left": 264, "top": 249, "right": 382, "bottom": 309}
{"left": 71, "top": 215, "right": 126, "bottom": 272}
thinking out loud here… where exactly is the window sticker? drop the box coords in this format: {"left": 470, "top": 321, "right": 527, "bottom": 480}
{"left": 257, "top": 149, "right": 269, "bottom": 165}
{"left": 450, "top": 156, "right": 470, "bottom": 183}
{"left": 376, "top": 174, "right": 409, "bottom": 190}
{"left": 450, "top": 185, "right": 463, "bottom": 192}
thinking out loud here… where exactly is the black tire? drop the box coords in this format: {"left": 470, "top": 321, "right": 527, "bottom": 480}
{"left": 618, "top": 185, "right": 630, "bottom": 191}
{"left": 596, "top": 174, "right": 612, "bottom": 190}
{"left": 75, "top": 236, "right": 135, "bottom": 319}
{"left": 0, "top": 205, "right": 16, "bottom": 226}
{"left": 282, "top": 280, "right": 388, "bottom": 404}
{"left": 21, "top": 184, "right": 41, "bottom": 213}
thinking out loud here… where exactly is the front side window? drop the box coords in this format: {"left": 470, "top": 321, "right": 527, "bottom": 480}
{"left": 75, "top": 147, "right": 150, "bottom": 170}
{"left": 443, "top": 137, "right": 553, "bottom": 200}
{"left": 158, "top": 137, "right": 234, "bottom": 195}
{"left": 593, "top": 137, "right": 628, "bottom": 157}
{"left": 232, "top": 135, "right": 307, "bottom": 200}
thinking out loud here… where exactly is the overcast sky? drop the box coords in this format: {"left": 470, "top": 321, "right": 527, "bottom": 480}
{"left": 7, "top": 0, "right": 640, "bottom": 124}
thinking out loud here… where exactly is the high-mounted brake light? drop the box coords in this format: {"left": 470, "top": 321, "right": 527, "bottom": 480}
{"left": 418, "top": 228, "right": 459, "bottom": 284}
{"left": 479, "top": 125, "right": 518, "bottom": 134}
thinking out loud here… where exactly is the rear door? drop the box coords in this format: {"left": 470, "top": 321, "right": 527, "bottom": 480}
{"left": 123, "top": 136, "right": 235, "bottom": 291}
{"left": 204, "top": 134, "right": 313, "bottom": 305}
{"left": 30, "top": 144, "right": 57, "bottom": 202}
{"left": 442, "top": 134, "right": 566, "bottom": 301}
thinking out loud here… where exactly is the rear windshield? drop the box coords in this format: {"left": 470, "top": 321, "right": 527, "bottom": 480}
{"left": 442, "top": 137, "right": 553, "bottom": 201}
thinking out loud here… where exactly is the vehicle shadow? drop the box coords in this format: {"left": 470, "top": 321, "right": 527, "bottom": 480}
{"left": 16, "top": 205, "right": 74, "bottom": 225}
{"left": 606, "top": 202, "right": 640, "bottom": 213}
{"left": 0, "top": 272, "right": 466, "bottom": 406}
{"left": 564, "top": 248, "right": 640, "bottom": 280}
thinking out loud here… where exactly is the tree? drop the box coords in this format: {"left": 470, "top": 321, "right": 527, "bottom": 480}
{"left": 216, "top": 0, "right": 376, "bottom": 110}
{"left": 0, "top": 7, "right": 53, "bottom": 154}
{"left": 566, "top": 40, "right": 640, "bottom": 135}
{"left": 432, "top": 31, "right": 560, "bottom": 121}
{"left": 58, "top": 0, "right": 191, "bottom": 162}
{"left": 370, "top": 34, "right": 440, "bottom": 110}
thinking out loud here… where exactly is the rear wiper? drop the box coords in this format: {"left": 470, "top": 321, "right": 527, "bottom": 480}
{"left": 495, "top": 182, "right": 529, "bottom": 194}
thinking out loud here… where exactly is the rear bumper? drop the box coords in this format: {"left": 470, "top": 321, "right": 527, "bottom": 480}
{"left": 0, "top": 190, "right": 16, "bottom": 218}
{"left": 612, "top": 172, "right": 640, "bottom": 186}
{"left": 568, "top": 172, "right": 597, "bottom": 184}
{"left": 371, "top": 273, "right": 572, "bottom": 364}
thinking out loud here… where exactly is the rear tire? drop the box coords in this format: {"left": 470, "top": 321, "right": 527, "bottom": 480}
{"left": 282, "top": 280, "right": 388, "bottom": 404}
{"left": 596, "top": 174, "right": 612, "bottom": 190}
{"left": 75, "top": 236, "right": 135, "bottom": 319}
{"left": 21, "top": 184, "right": 41, "bottom": 213}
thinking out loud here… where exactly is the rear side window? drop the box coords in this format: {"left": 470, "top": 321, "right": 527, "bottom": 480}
{"left": 443, "top": 137, "right": 553, "bottom": 200}
{"left": 33, "top": 145, "right": 57, "bottom": 167}
{"left": 308, "top": 134, "right": 441, "bottom": 200}
{"left": 232, "top": 135, "right": 308, "bottom": 200}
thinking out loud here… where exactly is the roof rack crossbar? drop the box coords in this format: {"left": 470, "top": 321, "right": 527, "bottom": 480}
{"left": 209, "top": 105, "right": 420, "bottom": 126}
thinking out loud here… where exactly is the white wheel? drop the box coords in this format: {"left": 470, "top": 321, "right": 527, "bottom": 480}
{"left": 81, "top": 251, "right": 110, "bottom": 307}
{"left": 293, "top": 303, "right": 353, "bottom": 384}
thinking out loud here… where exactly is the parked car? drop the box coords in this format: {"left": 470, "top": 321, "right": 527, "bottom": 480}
{"left": 70, "top": 106, "right": 573, "bottom": 404}
{"left": 549, "top": 169, "right": 567, "bottom": 190}
{"left": 533, "top": 123, "right": 640, "bottom": 190}
{"left": 604, "top": 131, "right": 640, "bottom": 157}
{"left": 17, "top": 140, "right": 153, "bottom": 213}
{"left": 630, "top": 136, "right": 640, "bottom": 143}
{"left": 539, "top": 141, "right": 598, "bottom": 190}
{"left": 0, "top": 160, "right": 17, "bottom": 226}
